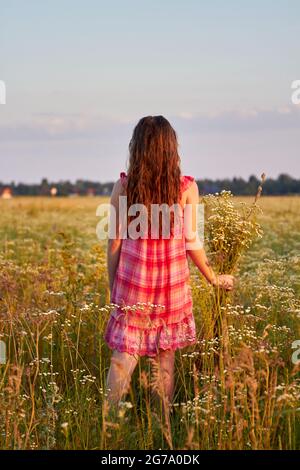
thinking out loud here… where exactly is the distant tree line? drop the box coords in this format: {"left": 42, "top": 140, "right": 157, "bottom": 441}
{"left": 198, "top": 174, "right": 300, "bottom": 196}
{"left": 1, "top": 174, "right": 300, "bottom": 197}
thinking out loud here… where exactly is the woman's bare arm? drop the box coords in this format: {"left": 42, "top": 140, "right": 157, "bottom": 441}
{"left": 185, "top": 181, "right": 234, "bottom": 290}
{"left": 107, "top": 179, "right": 123, "bottom": 294}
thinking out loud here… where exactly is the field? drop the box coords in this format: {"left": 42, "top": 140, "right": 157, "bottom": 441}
{"left": 0, "top": 194, "right": 300, "bottom": 450}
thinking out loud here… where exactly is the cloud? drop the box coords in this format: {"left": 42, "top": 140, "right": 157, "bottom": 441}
{"left": 0, "top": 106, "right": 299, "bottom": 142}
{"left": 171, "top": 106, "right": 300, "bottom": 133}
{"left": 0, "top": 113, "right": 132, "bottom": 141}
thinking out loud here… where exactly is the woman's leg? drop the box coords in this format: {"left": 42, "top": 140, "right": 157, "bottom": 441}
{"left": 150, "top": 348, "right": 175, "bottom": 440}
{"left": 152, "top": 349, "right": 175, "bottom": 404}
{"left": 106, "top": 350, "right": 139, "bottom": 404}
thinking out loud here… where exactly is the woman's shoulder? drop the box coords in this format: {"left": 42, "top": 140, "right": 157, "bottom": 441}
{"left": 110, "top": 173, "right": 127, "bottom": 199}
{"left": 119, "top": 172, "right": 127, "bottom": 187}
{"left": 181, "top": 175, "right": 195, "bottom": 192}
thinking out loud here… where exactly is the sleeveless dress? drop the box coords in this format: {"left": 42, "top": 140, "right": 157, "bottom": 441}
{"left": 104, "top": 172, "right": 197, "bottom": 357}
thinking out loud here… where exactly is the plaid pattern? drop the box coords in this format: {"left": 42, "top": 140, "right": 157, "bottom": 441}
{"left": 104, "top": 173, "right": 197, "bottom": 357}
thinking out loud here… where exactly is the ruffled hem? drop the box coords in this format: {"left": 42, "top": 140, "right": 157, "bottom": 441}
{"left": 104, "top": 312, "right": 197, "bottom": 357}
{"left": 109, "top": 303, "right": 193, "bottom": 329}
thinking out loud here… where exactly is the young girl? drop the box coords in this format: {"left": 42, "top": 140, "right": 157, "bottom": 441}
{"left": 104, "top": 115, "right": 234, "bottom": 407}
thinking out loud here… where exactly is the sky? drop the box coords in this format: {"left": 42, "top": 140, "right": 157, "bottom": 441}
{"left": 0, "top": 0, "right": 299, "bottom": 183}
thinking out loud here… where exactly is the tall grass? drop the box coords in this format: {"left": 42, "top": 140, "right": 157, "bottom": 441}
{"left": 0, "top": 193, "right": 299, "bottom": 449}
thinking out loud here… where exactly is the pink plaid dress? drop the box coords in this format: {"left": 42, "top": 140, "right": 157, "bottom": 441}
{"left": 104, "top": 172, "right": 197, "bottom": 357}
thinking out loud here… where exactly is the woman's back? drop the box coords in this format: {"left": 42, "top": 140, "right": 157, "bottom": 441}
{"left": 105, "top": 172, "right": 197, "bottom": 356}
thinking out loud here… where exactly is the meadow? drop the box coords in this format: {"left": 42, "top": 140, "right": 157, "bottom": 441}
{"left": 0, "top": 193, "right": 299, "bottom": 450}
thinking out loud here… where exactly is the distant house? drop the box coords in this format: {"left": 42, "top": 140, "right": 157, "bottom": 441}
{"left": 50, "top": 187, "right": 58, "bottom": 197}
{"left": 1, "top": 187, "right": 12, "bottom": 199}
{"left": 86, "top": 188, "right": 96, "bottom": 197}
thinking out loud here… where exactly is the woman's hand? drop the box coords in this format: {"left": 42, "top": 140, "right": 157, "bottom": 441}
{"left": 212, "top": 274, "right": 235, "bottom": 291}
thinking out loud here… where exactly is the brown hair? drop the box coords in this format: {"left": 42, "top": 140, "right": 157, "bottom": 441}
{"left": 125, "top": 115, "right": 182, "bottom": 236}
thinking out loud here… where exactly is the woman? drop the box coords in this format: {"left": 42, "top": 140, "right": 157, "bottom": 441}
{"left": 104, "top": 115, "right": 234, "bottom": 407}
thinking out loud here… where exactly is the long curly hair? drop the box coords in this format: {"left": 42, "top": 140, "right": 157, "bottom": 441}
{"left": 125, "top": 115, "right": 182, "bottom": 237}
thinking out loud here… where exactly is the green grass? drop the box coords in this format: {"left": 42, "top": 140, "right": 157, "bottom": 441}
{"left": 0, "top": 195, "right": 299, "bottom": 449}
